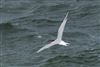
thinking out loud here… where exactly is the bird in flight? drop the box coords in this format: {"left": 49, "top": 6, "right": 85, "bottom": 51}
{"left": 37, "top": 12, "right": 70, "bottom": 53}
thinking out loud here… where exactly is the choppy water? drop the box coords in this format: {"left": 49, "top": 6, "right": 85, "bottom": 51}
{"left": 0, "top": 0, "right": 100, "bottom": 67}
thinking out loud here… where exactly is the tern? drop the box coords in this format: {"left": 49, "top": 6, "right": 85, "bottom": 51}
{"left": 37, "top": 12, "right": 70, "bottom": 53}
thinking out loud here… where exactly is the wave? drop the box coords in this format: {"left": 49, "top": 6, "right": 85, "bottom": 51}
{"left": 45, "top": 50, "right": 99, "bottom": 65}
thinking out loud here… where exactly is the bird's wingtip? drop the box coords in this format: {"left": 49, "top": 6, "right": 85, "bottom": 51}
{"left": 36, "top": 51, "right": 40, "bottom": 53}
{"left": 66, "top": 12, "right": 69, "bottom": 17}
{"left": 36, "top": 49, "right": 41, "bottom": 53}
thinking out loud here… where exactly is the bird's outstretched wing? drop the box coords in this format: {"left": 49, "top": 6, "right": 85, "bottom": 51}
{"left": 57, "top": 12, "right": 69, "bottom": 40}
{"left": 37, "top": 41, "right": 56, "bottom": 53}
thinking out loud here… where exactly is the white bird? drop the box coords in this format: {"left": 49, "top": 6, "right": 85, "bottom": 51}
{"left": 37, "top": 12, "right": 70, "bottom": 53}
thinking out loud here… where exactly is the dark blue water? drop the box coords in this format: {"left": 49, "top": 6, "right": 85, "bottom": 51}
{"left": 0, "top": 0, "right": 100, "bottom": 67}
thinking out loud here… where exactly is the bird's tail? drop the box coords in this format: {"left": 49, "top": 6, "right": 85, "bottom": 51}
{"left": 59, "top": 40, "right": 70, "bottom": 46}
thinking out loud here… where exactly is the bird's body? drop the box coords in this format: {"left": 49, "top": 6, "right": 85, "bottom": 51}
{"left": 37, "top": 12, "right": 70, "bottom": 53}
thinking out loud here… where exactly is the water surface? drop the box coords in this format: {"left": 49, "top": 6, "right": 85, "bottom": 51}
{"left": 0, "top": 0, "right": 100, "bottom": 67}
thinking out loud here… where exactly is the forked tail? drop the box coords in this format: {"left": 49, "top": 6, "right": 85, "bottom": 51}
{"left": 59, "top": 40, "right": 70, "bottom": 46}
